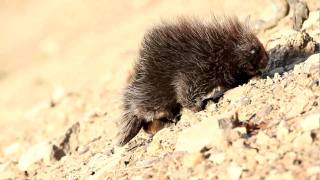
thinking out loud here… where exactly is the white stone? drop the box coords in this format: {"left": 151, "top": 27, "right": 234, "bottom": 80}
{"left": 18, "top": 142, "right": 52, "bottom": 171}
{"left": 300, "top": 113, "right": 320, "bottom": 131}
{"left": 209, "top": 153, "right": 226, "bottom": 164}
{"left": 303, "top": 53, "right": 320, "bottom": 71}
{"left": 175, "top": 116, "right": 223, "bottom": 153}
{"left": 182, "top": 152, "right": 204, "bottom": 168}
{"left": 286, "top": 90, "right": 312, "bottom": 119}
{"left": 307, "top": 166, "right": 320, "bottom": 176}
{"left": 4, "top": 143, "right": 20, "bottom": 156}
{"left": 227, "top": 164, "right": 242, "bottom": 180}
{"left": 51, "top": 86, "right": 66, "bottom": 104}
{"left": 293, "top": 132, "right": 313, "bottom": 149}
{"left": 256, "top": 132, "right": 272, "bottom": 146}
{"left": 276, "top": 121, "right": 289, "bottom": 140}
{"left": 90, "top": 147, "right": 124, "bottom": 180}
{"left": 266, "top": 171, "right": 294, "bottom": 180}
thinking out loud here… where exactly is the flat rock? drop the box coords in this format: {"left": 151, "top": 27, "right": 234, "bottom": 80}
{"left": 265, "top": 172, "right": 294, "bottom": 180}
{"left": 227, "top": 164, "right": 242, "bottom": 180}
{"left": 175, "top": 115, "right": 224, "bottom": 153}
{"left": 276, "top": 121, "right": 289, "bottom": 140}
{"left": 293, "top": 132, "right": 313, "bottom": 149}
{"left": 256, "top": 131, "right": 273, "bottom": 146}
{"left": 302, "top": 11, "right": 320, "bottom": 41}
{"left": 209, "top": 152, "right": 226, "bottom": 165}
{"left": 182, "top": 152, "right": 204, "bottom": 168}
{"left": 285, "top": 90, "right": 311, "bottom": 119}
{"left": 300, "top": 113, "right": 320, "bottom": 131}
{"left": 147, "top": 128, "right": 175, "bottom": 155}
{"left": 18, "top": 141, "right": 52, "bottom": 171}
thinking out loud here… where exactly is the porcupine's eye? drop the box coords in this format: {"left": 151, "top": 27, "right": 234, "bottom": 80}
{"left": 250, "top": 48, "right": 257, "bottom": 55}
{"left": 248, "top": 46, "right": 260, "bottom": 68}
{"left": 249, "top": 46, "right": 260, "bottom": 57}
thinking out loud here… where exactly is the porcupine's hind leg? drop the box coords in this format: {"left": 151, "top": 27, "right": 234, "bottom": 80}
{"left": 117, "top": 103, "right": 180, "bottom": 146}
{"left": 142, "top": 103, "right": 181, "bottom": 135}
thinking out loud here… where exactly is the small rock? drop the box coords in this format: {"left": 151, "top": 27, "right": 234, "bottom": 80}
{"left": 255, "top": 154, "right": 265, "bottom": 164}
{"left": 147, "top": 128, "right": 175, "bottom": 155}
{"left": 301, "top": 53, "right": 320, "bottom": 72}
{"left": 4, "top": 143, "right": 20, "bottom": 156}
{"left": 256, "top": 131, "right": 273, "bottom": 146}
{"left": 24, "top": 101, "right": 51, "bottom": 119}
{"left": 225, "top": 128, "right": 244, "bottom": 144}
{"left": 239, "top": 96, "right": 251, "bottom": 106}
{"left": 302, "top": 11, "right": 320, "bottom": 41}
{"left": 217, "top": 111, "right": 238, "bottom": 129}
{"left": 268, "top": 67, "right": 285, "bottom": 76}
{"left": 77, "top": 146, "right": 89, "bottom": 155}
{"left": 0, "top": 161, "right": 9, "bottom": 172}
{"left": 300, "top": 113, "right": 320, "bottom": 131}
{"left": 307, "top": 166, "right": 320, "bottom": 176}
{"left": 0, "top": 161, "right": 16, "bottom": 180}
{"left": 90, "top": 150, "right": 124, "bottom": 179}
{"left": 266, "top": 76, "right": 274, "bottom": 85}
{"left": 223, "top": 86, "right": 247, "bottom": 102}
{"left": 232, "top": 139, "right": 245, "bottom": 149}
{"left": 266, "top": 171, "right": 294, "bottom": 180}
{"left": 283, "top": 151, "right": 296, "bottom": 162}
{"left": 256, "top": 105, "right": 273, "bottom": 118}
{"left": 131, "top": 175, "right": 144, "bottom": 180}
{"left": 293, "top": 132, "right": 313, "bottom": 149}
{"left": 51, "top": 86, "right": 66, "bottom": 105}
{"left": 265, "top": 153, "right": 279, "bottom": 162}
{"left": 286, "top": 91, "right": 311, "bottom": 119}
{"left": 276, "top": 121, "right": 289, "bottom": 140}
{"left": 227, "top": 164, "right": 242, "bottom": 180}
{"left": 209, "top": 153, "right": 226, "bottom": 165}
{"left": 52, "top": 122, "right": 80, "bottom": 160}
{"left": 178, "top": 109, "right": 201, "bottom": 128}
{"left": 234, "top": 127, "right": 247, "bottom": 136}
{"left": 40, "top": 38, "right": 60, "bottom": 57}
{"left": 175, "top": 115, "right": 224, "bottom": 153}
{"left": 18, "top": 141, "right": 52, "bottom": 171}
{"left": 182, "top": 152, "right": 204, "bottom": 168}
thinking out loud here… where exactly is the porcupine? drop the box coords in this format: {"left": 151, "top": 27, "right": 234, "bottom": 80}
{"left": 117, "top": 16, "right": 269, "bottom": 146}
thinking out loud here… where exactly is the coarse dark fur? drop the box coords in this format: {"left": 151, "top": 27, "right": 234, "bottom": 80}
{"left": 117, "top": 16, "right": 269, "bottom": 146}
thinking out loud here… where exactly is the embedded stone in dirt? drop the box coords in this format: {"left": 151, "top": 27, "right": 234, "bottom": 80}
{"left": 18, "top": 142, "right": 52, "bottom": 171}
{"left": 175, "top": 115, "right": 224, "bottom": 153}
{"left": 300, "top": 113, "right": 320, "bottom": 131}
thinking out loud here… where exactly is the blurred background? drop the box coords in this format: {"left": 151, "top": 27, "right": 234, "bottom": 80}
{"left": 0, "top": 0, "right": 277, "bottom": 125}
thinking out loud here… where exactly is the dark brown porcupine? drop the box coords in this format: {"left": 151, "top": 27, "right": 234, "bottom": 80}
{"left": 117, "top": 16, "right": 269, "bottom": 146}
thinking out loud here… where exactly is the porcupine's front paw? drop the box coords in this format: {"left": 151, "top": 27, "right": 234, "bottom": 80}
{"left": 188, "top": 87, "right": 228, "bottom": 112}
{"left": 186, "top": 98, "right": 205, "bottom": 113}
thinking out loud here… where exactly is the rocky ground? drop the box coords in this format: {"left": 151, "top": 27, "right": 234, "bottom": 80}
{"left": 0, "top": 0, "right": 319, "bottom": 180}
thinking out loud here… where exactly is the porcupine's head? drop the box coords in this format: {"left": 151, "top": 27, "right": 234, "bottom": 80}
{"left": 222, "top": 17, "right": 269, "bottom": 77}
{"left": 170, "top": 16, "right": 269, "bottom": 84}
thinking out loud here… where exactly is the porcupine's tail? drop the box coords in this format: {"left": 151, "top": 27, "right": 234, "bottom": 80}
{"left": 116, "top": 110, "right": 143, "bottom": 146}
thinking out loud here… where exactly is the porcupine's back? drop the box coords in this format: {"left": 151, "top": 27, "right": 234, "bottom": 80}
{"left": 138, "top": 16, "right": 254, "bottom": 78}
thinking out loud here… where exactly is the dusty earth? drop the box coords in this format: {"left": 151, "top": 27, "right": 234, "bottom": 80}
{"left": 0, "top": 0, "right": 319, "bottom": 179}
